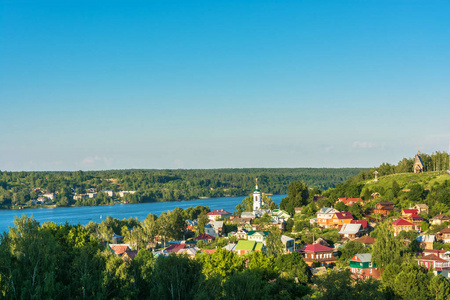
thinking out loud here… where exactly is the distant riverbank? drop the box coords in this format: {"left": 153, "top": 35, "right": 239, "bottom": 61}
{"left": 0, "top": 194, "right": 287, "bottom": 234}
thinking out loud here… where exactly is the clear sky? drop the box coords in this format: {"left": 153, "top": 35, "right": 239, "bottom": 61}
{"left": 1, "top": 0, "right": 449, "bottom": 171}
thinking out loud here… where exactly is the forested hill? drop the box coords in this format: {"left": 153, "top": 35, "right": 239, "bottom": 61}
{"left": 0, "top": 168, "right": 364, "bottom": 208}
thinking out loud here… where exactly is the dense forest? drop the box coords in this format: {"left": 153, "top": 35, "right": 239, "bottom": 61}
{"left": 0, "top": 168, "right": 363, "bottom": 208}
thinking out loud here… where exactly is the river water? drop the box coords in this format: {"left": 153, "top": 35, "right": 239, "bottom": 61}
{"left": 0, "top": 194, "right": 287, "bottom": 234}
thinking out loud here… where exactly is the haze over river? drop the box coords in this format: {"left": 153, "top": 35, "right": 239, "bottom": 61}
{"left": 0, "top": 194, "right": 286, "bottom": 233}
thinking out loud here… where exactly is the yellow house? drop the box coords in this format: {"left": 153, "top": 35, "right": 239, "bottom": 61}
{"left": 332, "top": 212, "right": 354, "bottom": 227}
{"left": 391, "top": 219, "right": 413, "bottom": 236}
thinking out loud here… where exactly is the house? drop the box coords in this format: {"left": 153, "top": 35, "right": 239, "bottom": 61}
{"left": 223, "top": 243, "right": 237, "bottom": 251}
{"left": 109, "top": 244, "right": 132, "bottom": 256}
{"left": 102, "top": 190, "right": 115, "bottom": 197}
{"left": 391, "top": 219, "right": 414, "bottom": 236}
{"left": 297, "top": 244, "right": 336, "bottom": 267}
{"left": 177, "top": 246, "right": 200, "bottom": 258}
{"left": 338, "top": 197, "right": 364, "bottom": 207}
{"left": 109, "top": 244, "right": 138, "bottom": 261}
{"left": 416, "top": 235, "right": 436, "bottom": 250}
{"left": 194, "top": 234, "right": 216, "bottom": 243}
{"left": 374, "top": 202, "right": 395, "bottom": 216}
{"left": 414, "top": 151, "right": 424, "bottom": 173}
{"left": 430, "top": 214, "right": 450, "bottom": 226}
{"left": 437, "top": 228, "right": 450, "bottom": 243}
{"left": 204, "top": 221, "right": 224, "bottom": 237}
{"left": 401, "top": 209, "right": 419, "bottom": 216}
{"left": 350, "top": 253, "right": 381, "bottom": 279}
{"left": 404, "top": 213, "right": 424, "bottom": 232}
{"left": 294, "top": 207, "right": 303, "bottom": 214}
{"left": 332, "top": 212, "right": 354, "bottom": 227}
{"left": 118, "top": 191, "right": 136, "bottom": 197}
{"left": 163, "top": 243, "right": 186, "bottom": 254}
{"left": 351, "top": 220, "right": 369, "bottom": 235}
{"left": 185, "top": 219, "right": 197, "bottom": 231}
{"left": 272, "top": 209, "right": 291, "bottom": 220}
{"left": 338, "top": 223, "right": 363, "bottom": 240}
{"left": 317, "top": 207, "right": 340, "bottom": 228}
{"left": 281, "top": 235, "right": 295, "bottom": 252}
{"left": 42, "top": 193, "right": 56, "bottom": 200}
{"left": 414, "top": 204, "right": 429, "bottom": 215}
{"left": 247, "top": 231, "right": 270, "bottom": 244}
{"left": 354, "top": 235, "right": 376, "bottom": 246}
{"left": 207, "top": 209, "right": 232, "bottom": 221}
{"left": 122, "top": 250, "right": 138, "bottom": 262}
{"left": 313, "top": 237, "right": 331, "bottom": 247}
{"left": 240, "top": 212, "right": 256, "bottom": 219}
{"left": 234, "top": 240, "right": 265, "bottom": 256}
{"left": 204, "top": 224, "right": 217, "bottom": 237}
{"left": 417, "top": 254, "right": 450, "bottom": 279}
{"left": 422, "top": 249, "right": 450, "bottom": 260}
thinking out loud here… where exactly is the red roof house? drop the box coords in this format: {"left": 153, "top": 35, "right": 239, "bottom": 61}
{"left": 339, "top": 197, "right": 364, "bottom": 207}
{"left": 392, "top": 219, "right": 414, "bottom": 236}
{"left": 194, "top": 233, "right": 216, "bottom": 243}
{"left": 164, "top": 244, "right": 186, "bottom": 253}
{"left": 207, "top": 209, "right": 232, "bottom": 221}
{"left": 297, "top": 244, "right": 336, "bottom": 267}
{"left": 402, "top": 209, "right": 419, "bottom": 216}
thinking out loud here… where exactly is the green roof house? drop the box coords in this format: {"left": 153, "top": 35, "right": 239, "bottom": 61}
{"left": 247, "top": 231, "right": 270, "bottom": 244}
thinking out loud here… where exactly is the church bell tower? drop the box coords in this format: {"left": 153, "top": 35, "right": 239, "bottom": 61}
{"left": 253, "top": 178, "right": 262, "bottom": 211}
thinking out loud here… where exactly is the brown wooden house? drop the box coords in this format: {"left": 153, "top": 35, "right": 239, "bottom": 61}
{"left": 374, "top": 202, "right": 394, "bottom": 216}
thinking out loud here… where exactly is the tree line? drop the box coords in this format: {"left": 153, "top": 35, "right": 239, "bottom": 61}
{"left": 0, "top": 168, "right": 363, "bottom": 208}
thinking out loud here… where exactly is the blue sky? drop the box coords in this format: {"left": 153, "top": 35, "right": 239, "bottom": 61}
{"left": 1, "top": 0, "right": 449, "bottom": 171}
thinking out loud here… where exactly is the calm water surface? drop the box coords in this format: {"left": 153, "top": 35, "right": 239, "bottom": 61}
{"left": 0, "top": 194, "right": 286, "bottom": 233}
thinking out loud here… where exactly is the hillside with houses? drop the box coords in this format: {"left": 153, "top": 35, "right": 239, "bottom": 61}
{"left": 1, "top": 152, "right": 450, "bottom": 298}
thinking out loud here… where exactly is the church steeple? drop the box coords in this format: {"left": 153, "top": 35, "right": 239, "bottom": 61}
{"left": 253, "top": 178, "right": 262, "bottom": 211}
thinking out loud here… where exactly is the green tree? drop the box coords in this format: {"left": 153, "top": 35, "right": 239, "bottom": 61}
{"left": 429, "top": 274, "right": 450, "bottom": 300}
{"left": 275, "top": 252, "right": 311, "bottom": 284}
{"left": 150, "top": 254, "right": 203, "bottom": 300}
{"left": 371, "top": 222, "right": 404, "bottom": 268}
{"left": 266, "top": 229, "right": 284, "bottom": 258}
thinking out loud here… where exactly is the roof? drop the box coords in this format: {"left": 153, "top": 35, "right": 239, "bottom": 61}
{"left": 409, "top": 213, "right": 424, "bottom": 221}
{"left": 334, "top": 212, "right": 354, "bottom": 220}
{"left": 351, "top": 253, "right": 372, "bottom": 263}
{"left": 300, "top": 244, "right": 334, "bottom": 253}
{"left": 201, "top": 249, "right": 216, "bottom": 255}
{"left": 318, "top": 207, "right": 339, "bottom": 214}
{"left": 378, "top": 202, "right": 394, "bottom": 206}
{"left": 123, "top": 250, "right": 138, "bottom": 260}
{"left": 223, "top": 243, "right": 237, "bottom": 251}
{"left": 392, "top": 219, "right": 413, "bottom": 226}
{"left": 194, "top": 233, "right": 216, "bottom": 240}
{"left": 281, "top": 235, "right": 294, "bottom": 243}
{"left": 339, "top": 223, "right": 362, "bottom": 235}
{"left": 418, "top": 254, "right": 447, "bottom": 262}
{"left": 355, "top": 235, "right": 376, "bottom": 244}
{"left": 431, "top": 214, "right": 450, "bottom": 220}
{"left": 241, "top": 212, "right": 256, "bottom": 218}
{"left": 247, "top": 230, "right": 270, "bottom": 237}
{"left": 235, "top": 240, "right": 258, "bottom": 251}
{"left": 164, "top": 244, "right": 186, "bottom": 253}
{"left": 415, "top": 204, "right": 429, "bottom": 209}
{"left": 416, "top": 235, "right": 435, "bottom": 243}
{"left": 439, "top": 228, "right": 450, "bottom": 234}
{"left": 313, "top": 238, "right": 330, "bottom": 247}
{"left": 109, "top": 244, "right": 131, "bottom": 255}
{"left": 402, "top": 209, "right": 419, "bottom": 214}
{"left": 207, "top": 209, "right": 231, "bottom": 216}
{"left": 212, "top": 221, "right": 224, "bottom": 228}
{"left": 351, "top": 220, "right": 368, "bottom": 229}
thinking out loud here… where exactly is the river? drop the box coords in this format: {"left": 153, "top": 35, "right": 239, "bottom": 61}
{"left": 0, "top": 194, "right": 287, "bottom": 234}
